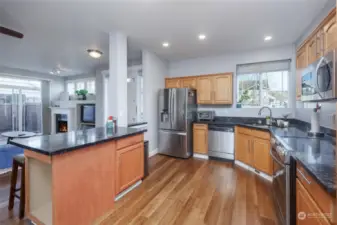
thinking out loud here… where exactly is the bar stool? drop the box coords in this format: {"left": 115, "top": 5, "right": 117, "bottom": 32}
{"left": 8, "top": 154, "right": 25, "bottom": 219}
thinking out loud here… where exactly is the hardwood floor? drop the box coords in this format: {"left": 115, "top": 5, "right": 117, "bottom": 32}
{"left": 0, "top": 155, "right": 279, "bottom": 225}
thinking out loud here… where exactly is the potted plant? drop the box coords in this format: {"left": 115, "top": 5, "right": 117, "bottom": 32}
{"left": 75, "top": 89, "right": 88, "bottom": 100}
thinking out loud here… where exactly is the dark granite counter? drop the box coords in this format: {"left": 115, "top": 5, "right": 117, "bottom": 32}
{"left": 9, "top": 127, "right": 147, "bottom": 156}
{"left": 195, "top": 118, "right": 336, "bottom": 196}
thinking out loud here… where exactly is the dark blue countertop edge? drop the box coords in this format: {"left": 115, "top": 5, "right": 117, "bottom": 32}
{"left": 9, "top": 128, "right": 147, "bottom": 156}
{"left": 195, "top": 121, "right": 336, "bottom": 197}
{"left": 127, "top": 122, "right": 148, "bottom": 127}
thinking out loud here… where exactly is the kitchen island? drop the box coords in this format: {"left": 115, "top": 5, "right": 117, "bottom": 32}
{"left": 10, "top": 126, "right": 147, "bottom": 225}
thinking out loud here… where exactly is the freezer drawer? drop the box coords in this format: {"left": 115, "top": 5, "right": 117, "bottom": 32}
{"left": 158, "top": 130, "right": 192, "bottom": 158}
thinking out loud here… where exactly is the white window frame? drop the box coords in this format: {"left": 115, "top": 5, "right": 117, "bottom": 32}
{"left": 66, "top": 78, "right": 96, "bottom": 95}
{"left": 236, "top": 60, "right": 290, "bottom": 108}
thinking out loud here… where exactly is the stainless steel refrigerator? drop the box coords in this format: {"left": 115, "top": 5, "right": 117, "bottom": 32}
{"left": 158, "top": 88, "right": 197, "bottom": 158}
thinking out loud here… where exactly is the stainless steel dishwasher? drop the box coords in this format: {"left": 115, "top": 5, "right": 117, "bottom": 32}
{"left": 208, "top": 124, "right": 235, "bottom": 160}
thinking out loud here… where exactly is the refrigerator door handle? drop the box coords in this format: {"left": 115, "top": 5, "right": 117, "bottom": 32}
{"left": 159, "top": 130, "right": 187, "bottom": 136}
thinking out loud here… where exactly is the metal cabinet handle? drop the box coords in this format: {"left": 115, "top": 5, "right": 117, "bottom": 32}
{"left": 297, "top": 168, "right": 311, "bottom": 185}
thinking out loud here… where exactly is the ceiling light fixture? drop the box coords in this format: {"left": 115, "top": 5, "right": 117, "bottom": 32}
{"left": 162, "top": 42, "right": 170, "bottom": 48}
{"left": 198, "top": 34, "right": 206, "bottom": 40}
{"left": 87, "top": 49, "right": 103, "bottom": 58}
{"left": 264, "top": 35, "right": 272, "bottom": 41}
{"left": 49, "top": 71, "right": 54, "bottom": 75}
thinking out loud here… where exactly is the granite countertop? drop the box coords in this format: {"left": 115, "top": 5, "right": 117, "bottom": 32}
{"left": 195, "top": 119, "right": 336, "bottom": 196}
{"left": 9, "top": 127, "right": 147, "bottom": 156}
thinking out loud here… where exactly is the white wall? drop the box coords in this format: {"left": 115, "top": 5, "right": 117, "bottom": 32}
{"left": 143, "top": 50, "right": 168, "bottom": 153}
{"left": 295, "top": 0, "right": 336, "bottom": 129}
{"left": 169, "top": 45, "right": 296, "bottom": 118}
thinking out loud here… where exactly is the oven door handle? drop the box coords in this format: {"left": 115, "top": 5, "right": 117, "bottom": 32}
{"left": 269, "top": 148, "right": 285, "bottom": 167}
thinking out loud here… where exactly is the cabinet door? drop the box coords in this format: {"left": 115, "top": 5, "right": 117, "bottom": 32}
{"left": 212, "top": 74, "right": 233, "bottom": 104}
{"left": 296, "top": 45, "right": 308, "bottom": 100}
{"left": 252, "top": 138, "right": 272, "bottom": 175}
{"left": 296, "top": 179, "right": 331, "bottom": 225}
{"left": 196, "top": 76, "right": 213, "bottom": 104}
{"left": 235, "top": 133, "right": 251, "bottom": 165}
{"left": 307, "top": 35, "right": 319, "bottom": 64}
{"left": 324, "top": 14, "right": 337, "bottom": 53}
{"left": 116, "top": 143, "right": 144, "bottom": 194}
{"left": 193, "top": 124, "right": 208, "bottom": 154}
{"left": 165, "top": 78, "right": 181, "bottom": 88}
{"left": 181, "top": 77, "right": 197, "bottom": 89}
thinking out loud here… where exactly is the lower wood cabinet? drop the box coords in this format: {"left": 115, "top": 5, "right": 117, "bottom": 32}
{"left": 296, "top": 179, "right": 331, "bottom": 225}
{"left": 116, "top": 142, "right": 144, "bottom": 194}
{"left": 235, "top": 126, "right": 272, "bottom": 176}
{"left": 252, "top": 138, "right": 272, "bottom": 175}
{"left": 193, "top": 124, "right": 208, "bottom": 154}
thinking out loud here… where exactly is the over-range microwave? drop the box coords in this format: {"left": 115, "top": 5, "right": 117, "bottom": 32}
{"left": 301, "top": 49, "right": 337, "bottom": 101}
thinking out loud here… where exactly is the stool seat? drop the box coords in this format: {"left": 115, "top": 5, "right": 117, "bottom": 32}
{"left": 8, "top": 154, "right": 25, "bottom": 219}
{"left": 13, "top": 154, "right": 25, "bottom": 165}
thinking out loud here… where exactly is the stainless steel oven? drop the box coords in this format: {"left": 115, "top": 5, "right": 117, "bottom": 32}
{"left": 301, "top": 49, "right": 337, "bottom": 101}
{"left": 270, "top": 138, "right": 296, "bottom": 225}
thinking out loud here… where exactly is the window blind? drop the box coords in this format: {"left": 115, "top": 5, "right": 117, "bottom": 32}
{"left": 237, "top": 60, "right": 291, "bottom": 74}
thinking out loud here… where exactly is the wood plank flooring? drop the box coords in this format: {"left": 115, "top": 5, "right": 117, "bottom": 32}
{"left": 0, "top": 155, "right": 279, "bottom": 225}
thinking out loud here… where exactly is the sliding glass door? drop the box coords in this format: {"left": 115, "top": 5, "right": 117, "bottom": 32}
{"left": 0, "top": 77, "right": 42, "bottom": 144}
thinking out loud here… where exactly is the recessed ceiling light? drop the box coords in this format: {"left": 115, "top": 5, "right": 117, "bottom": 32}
{"left": 264, "top": 35, "right": 272, "bottom": 41}
{"left": 49, "top": 71, "right": 54, "bottom": 75}
{"left": 87, "top": 49, "right": 103, "bottom": 58}
{"left": 162, "top": 42, "right": 170, "bottom": 48}
{"left": 56, "top": 70, "right": 61, "bottom": 74}
{"left": 198, "top": 34, "right": 206, "bottom": 40}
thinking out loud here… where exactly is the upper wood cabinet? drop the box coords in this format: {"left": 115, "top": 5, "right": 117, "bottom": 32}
{"left": 324, "top": 12, "right": 337, "bottom": 53}
{"left": 296, "top": 45, "right": 307, "bottom": 101}
{"left": 181, "top": 77, "right": 197, "bottom": 89}
{"left": 296, "top": 179, "right": 331, "bottom": 225}
{"left": 193, "top": 124, "right": 208, "bottom": 155}
{"left": 165, "top": 73, "right": 233, "bottom": 105}
{"left": 307, "top": 34, "right": 319, "bottom": 65}
{"left": 165, "top": 78, "right": 181, "bottom": 88}
{"left": 213, "top": 74, "right": 233, "bottom": 104}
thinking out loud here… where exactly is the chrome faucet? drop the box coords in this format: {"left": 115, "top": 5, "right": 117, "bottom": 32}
{"left": 258, "top": 107, "right": 272, "bottom": 125}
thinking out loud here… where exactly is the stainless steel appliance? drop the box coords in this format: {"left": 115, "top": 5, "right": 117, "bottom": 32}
{"left": 158, "top": 88, "right": 196, "bottom": 158}
{"left": 301, "top": 49, "right": 337, "bottom": 101}
{"left": 270, "top": 137, "right": 296, "bottom": 225}
{"left": 208, "top": 125, "right": 234, "bottom": 160}
{"left": 197, "top": 111, "right": 215, "bottom": 121}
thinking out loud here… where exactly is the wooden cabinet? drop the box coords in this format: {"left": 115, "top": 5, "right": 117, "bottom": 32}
{"left": 116, "top": 140, "right": 144, "bottom": 194}
{"left": 296, "top": 45, "right": 308, "bottom": 100}
{"left": 193, "top": 124, "right": 208, "bottom": 154}
{"left": 196, "top": 76, "right": 213, "bottom": 104}
{"left": 165, "top": 78, "right": 181, "bottom": 88}
{"left": 196, "top": 73, "right": 233, "bottom": 104}
{"left": 235, "top": 126, "right": 272, "bottom": 175}
{"left": 235, "top": 133, "right": 251, "bottom": 166}
{"left": 252, "top": 138, "right": 272, "bottom": 175}
{"left": 213, "top": 74, "right": 233, "bottom": 104}
{"left": 324, "top": 13, "right": 337, "bottom": 53}
{"left": 181, "top": 77, "right": 197, "bottom": 88}
{"left": 296, "top": 179, "right": 331, "bottom": 225}
{"left": 307, "top": 34, "right": 319, "bottom": 65}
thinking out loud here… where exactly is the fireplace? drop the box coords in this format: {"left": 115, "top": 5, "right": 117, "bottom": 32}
{"left": 56, "top": 114, "right": 68, "bottom": 133}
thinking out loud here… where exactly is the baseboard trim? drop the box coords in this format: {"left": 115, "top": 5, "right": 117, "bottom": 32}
{"left": 234, "top": 160, "right": 272, "bottom": 182}
{"left": 115, "top": 180, "right": 142, "bottom": 202}
{"left": 149, "top": 148, "right": 158, "bottom": 158}
{"left": 193, "top": 153, "right": 209, "bottom": 160}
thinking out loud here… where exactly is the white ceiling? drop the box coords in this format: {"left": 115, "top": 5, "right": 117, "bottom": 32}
{"left": 0, "top": 0, "right": 329, "bottom": 76}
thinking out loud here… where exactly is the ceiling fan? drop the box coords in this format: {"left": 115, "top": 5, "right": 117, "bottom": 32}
{"left": 0, "top": 26, "right": 24, "bottom": 39}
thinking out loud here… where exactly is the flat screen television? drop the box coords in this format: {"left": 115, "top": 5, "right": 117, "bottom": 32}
{"left": 81, "top": 104, "right": 95, "bottom": 124}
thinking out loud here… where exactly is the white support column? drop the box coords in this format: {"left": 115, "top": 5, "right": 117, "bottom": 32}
{"left": 107, "top": 32, "right": 128, "bottom": 127}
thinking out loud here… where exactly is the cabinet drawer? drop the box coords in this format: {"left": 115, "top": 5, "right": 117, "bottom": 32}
{"left": 193, "top": 124, "right": 208, "bottom": 130}
{"left": 236, "top": 126, "right": 251, "bottom": 135}
{"left": 297, "top": 162, "right": 335, "bottom": 223}
{"left": 250, "top": 129, "right": 270, "bottom": 140}
{"left": 117, "top": 134, "right": 143, "bottom": 150}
